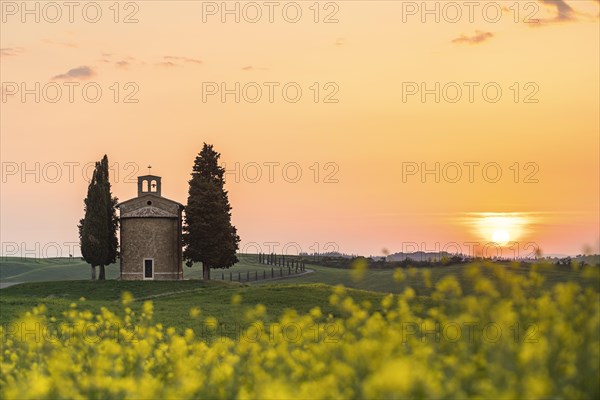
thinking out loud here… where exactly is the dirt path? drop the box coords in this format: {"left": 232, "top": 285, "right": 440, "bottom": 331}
{"left": 132, "top": 269, "right": 315, "bottom": 302}
{"left": 0, "top": 282, "right": 22, "bottom": 289}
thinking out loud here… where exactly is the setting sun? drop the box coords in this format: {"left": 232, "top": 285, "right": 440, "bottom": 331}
{"left": 492, "top": 229, "right": 511, "bottom": 245}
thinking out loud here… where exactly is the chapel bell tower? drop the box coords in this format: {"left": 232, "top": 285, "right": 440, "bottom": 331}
{"left": 138, "top": 175, "right": 162, "bottom": 197}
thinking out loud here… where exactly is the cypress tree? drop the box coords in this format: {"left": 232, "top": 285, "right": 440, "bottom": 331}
{"left": 183, "top": 143, "right": 240, "bottom": 280}
{"left": 78, "top": 155, "right": 119, "bottom": 280}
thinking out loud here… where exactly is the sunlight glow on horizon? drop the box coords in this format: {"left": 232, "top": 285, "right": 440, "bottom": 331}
{"left": 468, "top": 213, "right": 529, "bottom": 246}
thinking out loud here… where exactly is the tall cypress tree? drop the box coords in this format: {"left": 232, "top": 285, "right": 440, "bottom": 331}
{"left": 78, "top": 155, "right": 119, "bottom": 280}
{"left": 183, "top": 144, "right": 240, "bottom": 280}
{"left": 97, "top": 155, "right": 119, "bottom": 279}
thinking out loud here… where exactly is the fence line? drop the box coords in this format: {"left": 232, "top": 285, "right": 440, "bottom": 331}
{"left": 257, "top": 252, "right": 307, "bottom": 269}
{"left": 213, "top": 265, "right": 307, "bottom": 282}
{"left": 210, "top": 253, "right": 308, "bottom": 282}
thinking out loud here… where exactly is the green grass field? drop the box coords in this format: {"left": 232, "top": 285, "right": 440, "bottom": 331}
{"left": 0, "top": 254, "right": 266, "bottom": 282}
{"left": 0, "top": 280, "right": 388, "bottom": 338}
{"left": 0, "top": 253, "right": 313, "bottom": 283}
{"left": 1, "top": 254, "right": 597, "bottom": 338}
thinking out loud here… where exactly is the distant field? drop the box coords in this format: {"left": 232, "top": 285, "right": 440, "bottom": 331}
{"left": 2, "top": 253, "right": 597, "bottom": 296}
{"left": 261, "top": 260, "right": 600, "bottom": 296}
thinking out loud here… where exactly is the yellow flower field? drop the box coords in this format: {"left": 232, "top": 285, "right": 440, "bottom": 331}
{"left": 1, "top": 263, "right": 599, "bottom": 399}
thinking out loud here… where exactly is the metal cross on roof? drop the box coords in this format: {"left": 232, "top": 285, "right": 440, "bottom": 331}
{"left": 147, "top": 165, "right": 152, "bottom": 175}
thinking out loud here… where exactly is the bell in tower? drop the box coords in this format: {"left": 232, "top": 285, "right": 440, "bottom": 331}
{"left": 137, "top": 174, "right": 162, "bottom": 197}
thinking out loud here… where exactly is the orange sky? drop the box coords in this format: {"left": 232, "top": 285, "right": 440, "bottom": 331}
{"left": 1, "top": 0, "right": 599, "bottom": 258}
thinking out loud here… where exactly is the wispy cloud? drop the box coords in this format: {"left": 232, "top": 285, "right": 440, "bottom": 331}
{"left": 155, "top": 56, "right": 202, "bottom": 68}
{"left": 539, "top": 0, "right": 576, "bottom": 22}
{"left": 532, "top": 0, "right": 599, "bottom": 25}
{"left": 241, "top": 65, "right": 268, "bottom": 71}
{"left": 335, "top": 38, "right": 345, "bottom": 46}
{"left": 98, "top": 53, "right": 141, "bottom": 68}
{"left": 0, "top": 47, "right": 25, "bottom": 57}
{"left": 451, "top": 31, "right": 494, "bottom": 45}
{"left": 156, "top": 61, "right": 178, "bottom": 68}
{"left": 52, "top": 66, "right": 95, "bottom": 80}
{"left": 98, "top": 53, "right": 200, "bottom": 69}
{"left": 162, "top": 56, "right": 202, "bottom": 65}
